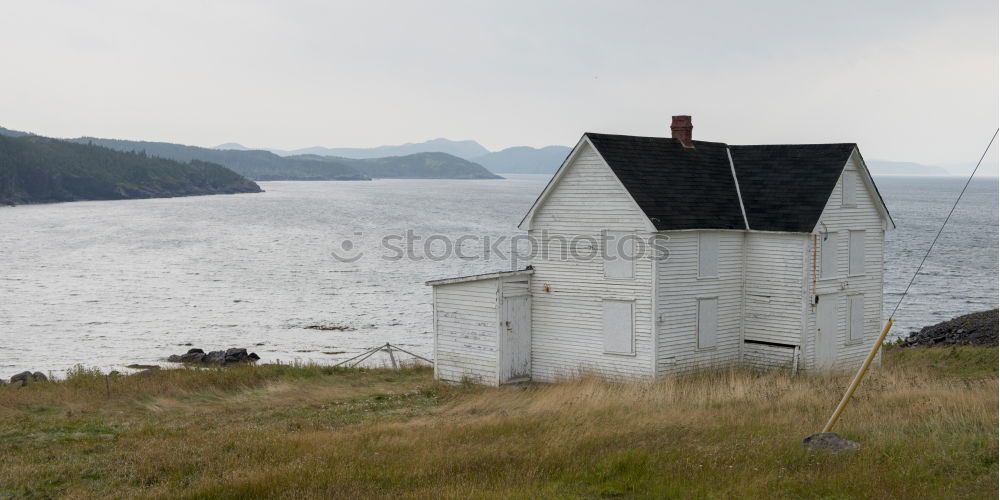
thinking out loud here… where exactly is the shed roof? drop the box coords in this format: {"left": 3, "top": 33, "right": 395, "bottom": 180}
{"left": 578, "top": 133, "right": 890, "bottom": 233}
{"left": 425, "top": 268, "right": 533, "bottom": 287}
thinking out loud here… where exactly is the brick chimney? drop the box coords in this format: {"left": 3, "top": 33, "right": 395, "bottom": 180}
{"left": 670, "top": 115, "right": 694, "bottom": 148}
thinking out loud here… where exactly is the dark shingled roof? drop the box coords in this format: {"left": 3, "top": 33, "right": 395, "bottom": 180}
{"left": 729, "top": 143, "right": 858, "bottom": 232}
{"left": 584, "top": 133, "right": 746, "bottom": 230}
{"left": 583, "top": 133, "right": 880, "bottom": 233}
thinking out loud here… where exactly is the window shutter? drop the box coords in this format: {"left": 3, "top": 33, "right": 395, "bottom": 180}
{"left": 602, "top": 300, "right": 634, "bottom": 354}
{"left": 820, "top": 232, "right": 838, "bottom": 278}
{"left": 849, "top": 230, "right": 865, "bottom": 275}
{"left": 697, "top": 297, "right": 718, "bottom": 349}
{"left": 842, "top": 171, "right": 858, "bottom": 207}
{"left": 604, "top": 231, "right": 634, "bottom": 279}
{"left": 849, "top": 295, "right": 865, "bottom": 341}
{"left": 698, "top": 232, "right": 719, "bottom": 278}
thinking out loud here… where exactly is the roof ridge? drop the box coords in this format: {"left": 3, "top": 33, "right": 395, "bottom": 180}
{"left": 583, "top": 132, "right": 730, "bottom": 146}
{"left": 726, "top": 147, "right": 750, "bottom": 230}
{"left": 729, "top": 142, "right": 857, "bottom": 148}
{"left": 582, "top": 133, "right": 859, "bottom": 150}
{"left": 583, "top": 132, "right": 745, "bottom": 231}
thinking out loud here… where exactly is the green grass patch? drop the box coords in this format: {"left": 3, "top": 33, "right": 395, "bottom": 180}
{"left": 884, "top": 344, "right": 999, "bottom": 378}
{"left": 0, "top": 351, "right": 995, "bottom": 498}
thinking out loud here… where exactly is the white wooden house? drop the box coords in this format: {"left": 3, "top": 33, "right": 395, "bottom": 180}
{"left": 427, "top": 116, "right": 894, "bottom": 385}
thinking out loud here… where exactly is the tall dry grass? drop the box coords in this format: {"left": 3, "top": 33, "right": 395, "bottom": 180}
{"left": 0, "top": 347, "right": 995, "bottom": 499}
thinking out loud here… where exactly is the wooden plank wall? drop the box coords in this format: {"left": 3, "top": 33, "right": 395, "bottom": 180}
{"left": 655, "top": 231, "right": 744, "bottom": 374}
{"left": 433, "top": 279, "right": 499, "bottom": 384}
{"left": 801, "top": 153, "right": 887, "bottom": 371}
{"left": 528, "top": 143, "right": 655, "bottom": 381}
{"left": 743, "top": 232, "right": 809, "bottom": 347}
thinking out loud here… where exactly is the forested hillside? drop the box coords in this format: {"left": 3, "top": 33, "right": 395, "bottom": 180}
{"left": 70, "top": 138, "right": 370, "bottom": 181}
{"left": 270, "top": 138, "right": 490, "bottom": 159}
{"left": 0, "top": 135, "right": 261, "bottom": 205}
{"left": 293, "top": 152, "right": 502, "bottom": 179}
{"left": 0, "top": 127, "right": 514, "bottom": 180}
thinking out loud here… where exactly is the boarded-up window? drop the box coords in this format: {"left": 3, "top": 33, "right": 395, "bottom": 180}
{"left": 842, "top": 171, "right": 858, "bottom": 207}
{"left": 604, "top": 231, "right": 634, "bottom": 279}
{"left": 697, "top": 297, "right": 718, "bottom": 349}
{"left": 849, "top": 230, "right": 865, "bottom": 276}
{"left": 698, "top": 232, "right": 719, "bottom": 278}
{"left": 849, "top": 295, "right": 865, "bottom": 341}
{"left": 602, "top": 300, "right": 634, "bottom": 354}
{"left": 820, "top": 232, "right": 838, "bottom": 278}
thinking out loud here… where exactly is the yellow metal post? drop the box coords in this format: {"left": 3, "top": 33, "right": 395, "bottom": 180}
{"left": 821, "top": 317, "right": 894, "bottom": 433}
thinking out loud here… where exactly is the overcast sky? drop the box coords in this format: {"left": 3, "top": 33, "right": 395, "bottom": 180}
{"left": 1, "top": 0, "right": 996, "bottom": 169}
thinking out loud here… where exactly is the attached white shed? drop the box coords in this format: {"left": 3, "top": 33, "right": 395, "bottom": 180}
{"left": 427, "top": 269, "right": 532, "bottom": 386}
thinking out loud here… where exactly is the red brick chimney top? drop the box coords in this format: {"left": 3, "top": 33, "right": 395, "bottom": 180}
{"left": 670, "top": 115, "right": 694, "bottom": 148}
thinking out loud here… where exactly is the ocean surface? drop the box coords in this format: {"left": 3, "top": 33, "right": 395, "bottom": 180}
{"left": 1, "top": 175, "right": 997, "bottom": 376}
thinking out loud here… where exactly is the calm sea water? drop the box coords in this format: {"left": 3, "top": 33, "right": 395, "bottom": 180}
{"left": 1, "top": 175, "right": 996, "bottom": 376}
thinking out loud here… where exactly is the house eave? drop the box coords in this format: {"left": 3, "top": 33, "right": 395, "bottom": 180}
{"left": 652, "top": 228, "right": 811, "bottom": 235}
{"left": 425, "top": 269, "right": 534, "bottom": 287}
{"left": 517, "top": 136, "right": 589, "bottom": 231}
{"left": 807, "top": 146, "right": 895, "bottom": 234}
{"left": 518, "top": 135, "right": 657, "bottom": 233}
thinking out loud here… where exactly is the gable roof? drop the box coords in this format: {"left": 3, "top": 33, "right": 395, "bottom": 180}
{"left": 521, "top": 133, "right": 892, "bottom": 233}
{"left": 729, "top": 143, "right": 858, "bottom": 232}
{"left": 584, "top": 133, "right": 747, "bottom": 230}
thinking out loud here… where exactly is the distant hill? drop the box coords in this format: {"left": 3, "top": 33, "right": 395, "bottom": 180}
{"left": 292, "top": 152, "right": 502, "bottom": 179}
{"left": 252, "top": 137, "right": 569, "bottom": 174}
{"left": 61, "top": 137, "right": 496, "bottom": 181}
{"left": 0, "top": 134, "right": 261, "bottom": 206}
{"left": 265, "top": 138, "right": 570, "bottom": 174}
{"left": 214, "top": 142, "right": 251, "bottom": 151}
{"left": 67, "top": 138, "right": 370, "bottom": 181}
{"left": 273, "top": 138, "right": 491, "bottom": 160}
{"left": 0, "top": 126, "right": 32, "bottom": 138}
{"left": 866, "top": 160, "right": 951, "bottom": 176}
{"left": 471, "top": 145, "right": 571, "bottom": 174}
{"left": 13, "top": 124, "right": 968, "bottom": 179}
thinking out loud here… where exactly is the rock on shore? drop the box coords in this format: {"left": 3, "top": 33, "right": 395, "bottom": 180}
{"left": 4, "top": 371, "right": 49, "bottom": 387}
{"left": 167, "top": 348, "right": 260, "bottom": 366}
{"left": 902, "top": 310, "right": 998, "bottom": 347}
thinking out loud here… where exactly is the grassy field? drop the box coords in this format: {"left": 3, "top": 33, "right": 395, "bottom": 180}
{"left": 0, "top": 347, "right": 996, "bottom": 499}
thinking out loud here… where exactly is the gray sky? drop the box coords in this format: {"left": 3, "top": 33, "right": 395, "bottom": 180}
{"left": 1, "top": 0, "right": 996, "bottom": 169}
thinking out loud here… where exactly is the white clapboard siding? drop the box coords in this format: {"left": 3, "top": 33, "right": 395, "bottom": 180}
{"left": 433, "top": 279, "right": 498, "bottom": 384}
{"left": 802, "top": 152, "right": 887, "bottom": 371}
{"left": 743, "top": 343, "right": 798, "bottom": 371}
{"left": 527, "top": 143, "right": 655, "bottom": 381}
{"left": 743, "top": 232, "right": 809, "bottom": 346}
{"left": 656, "top": 231, "right": 743, "bottom": 375}
{"left": 502, "top": 279, "right": 530, "bottom": 297}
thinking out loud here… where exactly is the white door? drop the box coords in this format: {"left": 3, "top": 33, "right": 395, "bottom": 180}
{"left": 499, "top": 295, "right": 531, "bottom": 383}
{"left": 815, "top": 294, "right": 840, "bottom": 370}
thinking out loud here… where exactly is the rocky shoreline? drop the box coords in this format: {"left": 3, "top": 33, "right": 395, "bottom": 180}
{"left": 166, "top": 347, "right": 260, "bottom": 365}
{"left": 2, "top": 346, "right": 260, "bottom": 386}
{"left": 3, "top": 310, "right": 998, "bottom": 386}
{"left": 1, "top": 371, "right": 48, "bottom": 387}
{"left": 900, "top": 309, "right": 998, "bottom": 347}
